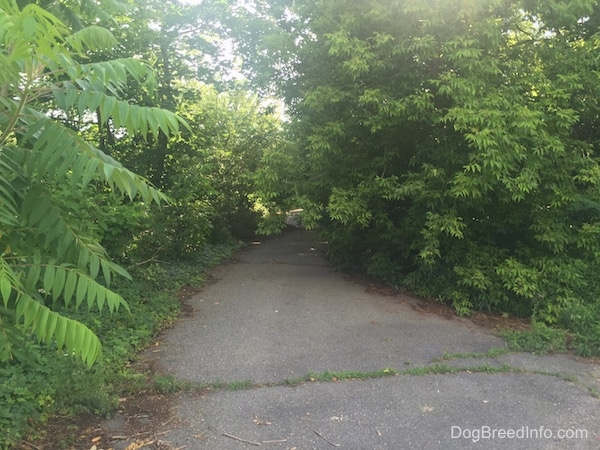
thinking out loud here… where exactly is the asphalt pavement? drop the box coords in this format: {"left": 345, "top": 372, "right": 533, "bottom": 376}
{"left": 103, "top": 228, "right": 600, "bottom": 449}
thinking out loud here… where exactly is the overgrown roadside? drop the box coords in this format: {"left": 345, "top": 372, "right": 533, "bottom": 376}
{"left": 4, "top": 244, "right": 239, "bottom": 450}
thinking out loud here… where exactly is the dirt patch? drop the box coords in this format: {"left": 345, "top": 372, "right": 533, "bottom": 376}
{"left": 25, "top": 360, "right": 203, "bottom": 450}
{"left": 21, "top": 394, "right": 179, "bottom": 450}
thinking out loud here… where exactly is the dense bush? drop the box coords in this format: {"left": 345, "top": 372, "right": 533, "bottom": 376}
{"left": 256, "top": 0, "right": 600, "bottom": 353}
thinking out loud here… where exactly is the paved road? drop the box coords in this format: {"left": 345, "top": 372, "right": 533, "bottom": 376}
{"left": 105, "top": 229, "right": 600, "bottom": 449}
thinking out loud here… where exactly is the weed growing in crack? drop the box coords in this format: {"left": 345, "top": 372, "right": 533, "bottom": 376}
{"left": 227, "top": 380, "right": 255, "bottom": 391}
{"left": 438, "top": 347, "right": 511, "bottom": 361}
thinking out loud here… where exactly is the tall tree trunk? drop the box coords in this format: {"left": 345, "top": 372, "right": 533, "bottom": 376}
{"left": 152, "top": 40, "right": 176, "bottom": 188}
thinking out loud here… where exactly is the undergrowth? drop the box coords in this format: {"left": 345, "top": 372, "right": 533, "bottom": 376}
{"left": 0, "top": 243, "right": 238, "bottom": 449}
{"left": 501, "top": 322, "right": 569, "bottom": 355}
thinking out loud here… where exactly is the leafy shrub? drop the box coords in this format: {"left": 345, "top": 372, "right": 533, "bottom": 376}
{"left": 0, "top": 338, "right": 113, "bottom": 449}
{"left": 560, "top": 303, "right": 600, "bottom": 357}
{"left": 263, "top": 0, "right": 600, "bottom": 354}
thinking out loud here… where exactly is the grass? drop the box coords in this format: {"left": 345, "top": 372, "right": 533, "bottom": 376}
{"left": 134, "top": 363, "right": 522, "bottom": 398}
{"left": 305, "top": 368, "right": 398, "bottom": 382}
{"left": 437, "top": 347, "right": 511, "bottom": 361}
{"left": 154, "top": 374, "right": 196, "bottom": 394}
{"left": 398, "top": 363, "right": 516, "bottom": 376}
{"left": 87, "top": 355, "right": 600, "bottom": 420}
{"left": 227, "top": 380, "right": 255, "bottom": 391}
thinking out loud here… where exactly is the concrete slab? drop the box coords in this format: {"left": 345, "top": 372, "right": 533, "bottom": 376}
{"left": 155, "top": 373, "right": 599, "bottom": 449}
{"left": 108, "top": 229, "right": 599, "bottom": 449}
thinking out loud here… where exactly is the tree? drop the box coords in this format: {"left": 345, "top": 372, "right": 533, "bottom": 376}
{"left": 0, "top": 0, "right": 183, "bottom": 366}
{"left": 257, "top": 0, "right": 600, "bottom": 326}
{"left": 95, "top": 0, "right": 239, "bottom": 187}
{"left": 84, "top": 0, "right": 293, "bottom": 255}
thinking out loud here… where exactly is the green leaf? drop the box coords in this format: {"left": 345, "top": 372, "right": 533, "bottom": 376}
{"left": 44, "top": 311, "right": 58, "bottom": 344}
{"left": 89, "top": 254, "right": 99, "bottom": 279}
{"left": 96, "top": 286, "right": 105, "bottom": 313}
{"left": 0, "top": 275, "right": 12, "bottom": 307}
{"left": 32, "top": 306, "right": 49, "bottom": 342}
{"left": 75, "top": 276, "right": 88, "bottom": 309}
{"left": 54, "top": 316, "right": 67, "bottom": 351}
{"left": 101, "top": 260, "right": 111, "bottom": 287}
{"left": 52, "top": 266, "right": 66, "bottom": 300}
{"left": 77, "top": 247, "right": 90, "bottom": 270}
{"left": 66, "top": 25, "right": 117, "bottom": 52}
{"left": 86, "top": 281, "right": 98, "bottom": 311}
{"left": 25, "top": 263, "right": 41, "bottom": 291}
{"left": 64, "top": 270, "right": 78, "bottom": 307}
{"left": 107, "top": 260, "right": 131, "bottom": 280}
{"left": 42, "top": 264, "right": 55, "bottom": 293}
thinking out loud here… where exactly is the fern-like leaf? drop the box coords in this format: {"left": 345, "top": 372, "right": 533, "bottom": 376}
{"left": 0, "top": 0, "right": 181, "bottom": 367}
{"left": 15, "top": 293, "right": 101, "bottom": 367}
{"left": 65, "top": 25, "right": 118, "bottom": 53}
{"left": 53, "top": 89, "right": 184, "bottom": 139}
{"left": 0, "top": 148, "right": 19, "bottom": 226}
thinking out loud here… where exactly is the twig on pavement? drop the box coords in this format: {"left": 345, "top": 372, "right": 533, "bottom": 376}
{"left": 312, "top": 430, "right": 340, "bottom": 447}
{"left": 162, "top": 415, "right": 177, "bottom": 427}
{"left": 222, "top": 432, "right": 261, "bottom": 446}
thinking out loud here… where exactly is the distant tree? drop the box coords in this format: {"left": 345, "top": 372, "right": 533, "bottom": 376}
{"left": 94, "top": 0, "right": 242, "bottom": 187}
{"left": 133, "top": 81, "right": 290, "bottom": 257}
